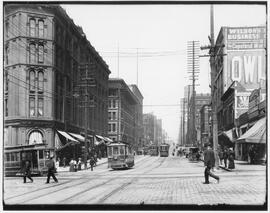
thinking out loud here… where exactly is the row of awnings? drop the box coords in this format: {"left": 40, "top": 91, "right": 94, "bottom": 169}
{"left": 218, "top": 117, "right": 266, "bottom": 145}
{"left": 55, "top": 130, "right": 113, "bottom": 151}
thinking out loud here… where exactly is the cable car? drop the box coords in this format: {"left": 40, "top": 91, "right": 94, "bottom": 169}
{"left": 107, "top": 142, "right": 134, "bottom": 169}
{"left": 4, "top": 144, "right": 55, "bottom": 176}
{"left": 160, "top": 143, "right": 170, "bottom": 157}
{"left": 148, "top": 145, "right": 159, "bottom": 156}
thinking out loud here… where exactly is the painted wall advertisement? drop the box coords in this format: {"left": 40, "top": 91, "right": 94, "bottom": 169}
{"left": 227, "top": 26, "right": 266, "bottom": 50}
{"left": 235, "top": 93, "right": 251, "bottom": 119}
{"left": 225, "top": 27, "right": 266, "bottom": 93}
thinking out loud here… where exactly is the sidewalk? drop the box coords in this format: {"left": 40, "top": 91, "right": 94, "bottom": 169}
{"left": 218, "top": 160, "right": 266, "bottom": 173}
{"left": 56, "top": 155, "right": 148, "bottom": 173}
{"left": 57, "top": 158, "right": 108, "bottom": 173}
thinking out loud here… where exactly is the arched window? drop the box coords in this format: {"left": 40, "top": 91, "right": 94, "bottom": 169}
{"left": 38, "top": 20, "right": 44, "bottom": 38}
{"left": 38, "top": 44, "right": 44, "bottom": 63}
{"left": 29, "top": 43, "right": 36, "bottom": 63}
{"left": 29, "top": 19, "right": 35, "bottom": 37}
{"left": 38, "top": 71, "right": 44, "bottom": 92}
{"left": 29, "top": 70, "right": 35, "bottom": 91}
{"left": 29, "top": 131, "right": 43, "bottom": 145}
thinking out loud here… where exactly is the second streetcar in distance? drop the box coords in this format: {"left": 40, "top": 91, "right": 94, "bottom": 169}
{"left": 107, "top": 142, "right": 134, "bottom": 169}
{"left": 159, "top": 143, "right": 170, "bottom": 157}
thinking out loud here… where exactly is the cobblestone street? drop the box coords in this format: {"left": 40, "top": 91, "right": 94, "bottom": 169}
{"left": 3, "top": 155, "right": 266, "bottom": 209}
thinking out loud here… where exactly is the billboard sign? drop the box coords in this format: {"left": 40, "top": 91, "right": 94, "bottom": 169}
{"left": 227, "top": 50, "right": 266, "bottom": 91}
{"left": 225, "top": 26, "right": 266, "bottom": 92}
{"left": 227, "top": 27, "right": 266, "bottom": 50}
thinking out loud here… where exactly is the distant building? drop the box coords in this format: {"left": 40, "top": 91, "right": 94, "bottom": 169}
{"left": 108, "top": 79, "right": 143, "bottom": 150}
{"left": 129, "top": 84, "right": 144, "bottom": 151}
{"left": 187, "top": 93, "right": 211, "bottom": 147}
{"left": 143, "top": 113, "right": 163, "bottom": 147}
{"left": 200, "top": 104, "right": 212, "bottom": 148}
{"left": 143, "top": 113, "right": 155, "bottom": 147}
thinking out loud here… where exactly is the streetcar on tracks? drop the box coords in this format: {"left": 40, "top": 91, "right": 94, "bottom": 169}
{"left": 107, "top": 142, "right": 134, "bottom": 169}
{"left": 159, "top": 143, "right": 170, "bottom": 157}
{"left": 148, "top": 145, "right": 159, "bottom": 156}
{"left": 4, "top": 144, "right": 55, "bottom": 176}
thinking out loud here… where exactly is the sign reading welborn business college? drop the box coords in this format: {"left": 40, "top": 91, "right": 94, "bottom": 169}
{"left": 226, "top": 26, "right": 266, "bottom": 91}
{"left": 225, "top": 26, "right": 266, "bottom": 119}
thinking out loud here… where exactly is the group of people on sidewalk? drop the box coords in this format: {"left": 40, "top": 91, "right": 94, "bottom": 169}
{"left": 68, "top": 157, "right": 97, "bottom": 172}
{"left": 218, "top": 147, "right": 235, "bottom": 169}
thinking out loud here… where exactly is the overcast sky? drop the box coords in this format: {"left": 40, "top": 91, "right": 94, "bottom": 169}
{"left": 62, "top": 3, "right": 266, "bottom": 142}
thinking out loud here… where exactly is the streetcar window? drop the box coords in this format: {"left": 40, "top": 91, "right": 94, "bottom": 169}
{"left": 113, "top": 146, "right": 118, "bottom": 155}
{"left": 11, "top": 153, "right": 15, "bottom": 161}
{"left": 16, "top": 152, "right": 20, "bottom": 161}
{"left": 39, "top": 150, "right": 44, "bottom": 159}
{"left": 107, "top": 147, "right": 112, "bottom": 157}
{"left": 119, "top": 146, "right": 125, "bottom": 155}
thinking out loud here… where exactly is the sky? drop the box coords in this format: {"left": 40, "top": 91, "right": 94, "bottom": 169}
{"left": 62, "top": 3, "right": 266, "bottom": 142}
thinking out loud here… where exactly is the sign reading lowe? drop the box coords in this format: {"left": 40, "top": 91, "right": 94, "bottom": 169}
{"left": 227, "top": 51, "right": 266, "bottom": 91}
{"left": 225, "top": 26, "right": 266, "bottom": 91}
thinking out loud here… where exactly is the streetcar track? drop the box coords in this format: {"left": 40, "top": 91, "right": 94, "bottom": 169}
{"left": 58, "top": 156, "right": 156, "bottom": 203}
{"left": 97, "top": 157, "right": 167, "bottom": 204}
{"left": 5, "top": 156, "right": 151, "bottom": 204}
{"left": 4, "top": 166, "right": 112, "bottom": 201}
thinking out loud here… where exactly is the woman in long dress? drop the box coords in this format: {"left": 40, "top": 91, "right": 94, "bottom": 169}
{"left": 228, "top": 148, "right": 235, "bottom": 169}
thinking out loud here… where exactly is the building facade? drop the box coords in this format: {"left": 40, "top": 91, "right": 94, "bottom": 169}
{"left": 143, "top": 113, "right": 156, "bottom": 147}
{"left": 107, "top": 79, "right": 143, "bottom": 150}
{"left": 213, "top": 26, "right": 266, "bottom": 149}
{"left": 200, "top": 104, "right": 212, "bottom": 148}
{"left": 129, "top": 84, "right": 144, "bottom": 152}
{"left": 4, "top": 4, "right": 110, "bottom": 174}
{"left": 187, "top": 93, "right": 211, "bottom": 147}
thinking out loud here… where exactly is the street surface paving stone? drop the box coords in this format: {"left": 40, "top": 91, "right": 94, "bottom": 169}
{"left": 3, "top": 155, "right": 266, "bottom": 206}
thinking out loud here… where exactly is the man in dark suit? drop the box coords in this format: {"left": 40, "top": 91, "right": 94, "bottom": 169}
{"left": 22, "top": 160, "right": 33, "bottom": 183}
{"left": 203, "top": 144, "right": 220, "bottom": 184}
{"left": 46, "top": 156, "right": 58, "bottom": 184}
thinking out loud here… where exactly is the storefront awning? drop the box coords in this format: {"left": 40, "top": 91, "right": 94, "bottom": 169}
{"left": 237, "top": 117, "right": 266, "bottom": 144}
{"left": 218, "top": 129, "right": 233, "bottom": 141}
{"left": 95, "top": 135, "right": 105, "bottom": 140}
{"left": 103, "top": 137, "right": 113, "bottom": 143}
{"left": 218, "top": 129, "right": 234, "bottom": 147}
{"left": 57, "top": 130, "right": 79, "bottom": 143}
{"left": 69, "top": 132, "right": 85, "bottom": 141}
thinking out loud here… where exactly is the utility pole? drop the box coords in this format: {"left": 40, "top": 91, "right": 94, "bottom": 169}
{"left": 182, "top": 98, "right": 185, "bottom": 146}
{"left": 77, "top": 63, "right": 96, "bottom": 169}
{"left": 187, "top": 41, "right": 200, "bottom": 147}
{"left": 186, "top": 85, "right": 190, "bottom": 146}
{"left": 117, "top": 43, "right": 120, "bottom": 78}
{"left": 136, "top": 48, "right": 139, "bottom": 86}
{"left": 210, "top": 5, "right": 219, "bottom": 168}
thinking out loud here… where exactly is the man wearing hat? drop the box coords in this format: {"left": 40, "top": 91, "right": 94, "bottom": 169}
{"left": 203, "top": 144, "right": 220, "bottom": 184}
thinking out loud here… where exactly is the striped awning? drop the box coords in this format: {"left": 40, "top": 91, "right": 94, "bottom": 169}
{"left": 57, "top": 130, "right": 79, "bottom": 143}
{"left": 69, "top": 132, "right": 85, "bottom": 141}
{"left": 103, "top": 137, "right": 113, "bottom": 143}
{"left": 237, "top": 117, "right": 266, "bottom": 144}
{"left": 95, "top": 135, "right": 105, "bottom": 140}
